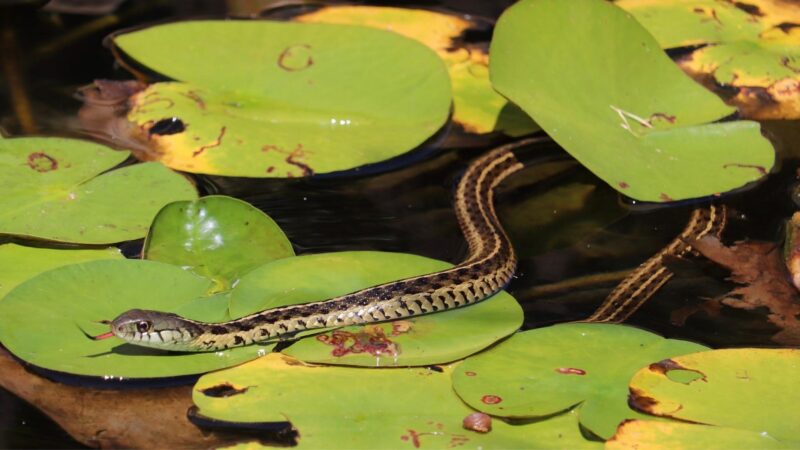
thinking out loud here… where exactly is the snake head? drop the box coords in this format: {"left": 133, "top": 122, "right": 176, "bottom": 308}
{"left": 110, "top": 309, "right": 202, "bottom": 351}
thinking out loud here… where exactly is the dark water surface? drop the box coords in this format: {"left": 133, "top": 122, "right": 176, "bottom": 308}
{"left": 1, "top": 1, "right": 799, "bottom": 448}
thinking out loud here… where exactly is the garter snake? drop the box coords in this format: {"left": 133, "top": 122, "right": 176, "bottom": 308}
{"left": 103, "top": 140, "right": 726, "bottom": 351}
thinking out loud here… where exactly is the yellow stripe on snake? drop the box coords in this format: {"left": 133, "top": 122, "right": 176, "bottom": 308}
{"left": 105, "top": 142, "right": 725, "bottom": 351}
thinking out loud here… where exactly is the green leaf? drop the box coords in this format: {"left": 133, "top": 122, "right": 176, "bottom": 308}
{"left": 0, "top": 243, "right": 123, "bottom": 300}
{"left": 451, "top": 323, "right": 708, "bottom": 439}
{"left": 607, "top": 420, "right": 799, "bottom": 450}
{"left": 628, "top": 348, "right": 800, "bottom": 441}
{"left": 0, "top": 259, "right": 267, "bottom": 378}
{"left": 193, "top": 353, "right": 601, "bottom": 449}
{"left": 618, "top": 0, "right": 800, "bottom": 119}
{"left": 113, "top": 20, "right": 451, "bottom": 177}
{"left": 144, "top": 195, "right": 294, "bottom": 292}
{"left": 490, "top": 0, "right": 775, "bottom": 202}
{"left": 0, "top": 136, "right": 197, "bottom": 244}
{"left": 230, "top": 251, "right": 522, "bottom": 367}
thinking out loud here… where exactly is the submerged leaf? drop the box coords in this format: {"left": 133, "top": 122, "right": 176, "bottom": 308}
{"left": 112, "top": 20, "right": 451, "bottom": 177}
{"left": 144, "top": 195, "right": 294, "bottom": 291}
{"left": 490, "top": 0, "right": 775, "bottom": 202}
{"left": 628, "top": 348, "right": 800, "bottom": 441}
{"left": 193, "top": 353, "right": 601, "bottom": 449}
{"left": 0, "top": 136, "right": 197, "bottom": 243}
{"left": 451, "top": 323, "right": 708, "bottom": 439}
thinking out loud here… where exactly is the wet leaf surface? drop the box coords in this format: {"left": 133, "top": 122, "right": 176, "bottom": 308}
{"left": 144, "top": 195, "right": 294, "bottom": 292}
{"left": 618, "top": 0, "right": 800, "bottom": 119}
{"left": 112, "top": 20, "right": 451, "bottom": 177}
{"left": 490, "top": 0, "right": 775, "bottom": 202}
{"left": 606, "top": 420, "right": 798, "bottom": 450}
{"left": 294, "top": 5, "right": 538, "bottom": 136}
{"left": 451, "top": 323, "right": 708, "bottom": 439}
{"left": 234, "top": 251, "right": 523, "bottom": 367}
{"left": 192, "top": 353, "right": 602, "bottom": 449}
{"left": 0, "top": 136, "right": 197, "bottom": 243}
{"left": 0, "top": 243, "right": 122, "bottom": 300}
{"left": 685, "top": 236, "right": 800, "bottom": 345}
{"left": 628, "top": 348, "right": 800, "bottom": 441}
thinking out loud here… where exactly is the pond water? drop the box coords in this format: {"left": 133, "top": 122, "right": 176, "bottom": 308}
{"left": 1, "top": 1, "right": 799, "bottom": 448}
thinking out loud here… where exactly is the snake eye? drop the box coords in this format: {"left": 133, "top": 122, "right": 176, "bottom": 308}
{"left": 136, "top": 321, "right": 151, "bottom": 333}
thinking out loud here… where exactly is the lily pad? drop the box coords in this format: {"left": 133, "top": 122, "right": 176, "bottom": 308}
{"left": 0, "top": 136, "right": 197, "bottom": 244}
{"left": 113, "top": 20, "right": 451, "bottom": 177}
{"left": 193, "top": 353, "right": 601, "bottom": 449}
{"left": 490, "top": 0, "right": 775, "bottom": 202}
{"left": 628, "top": 348, "right": 800, "bottom": 441}
{"left": 144, "top": 195, "right": 294, "bottom": 292}
{"left": 451, "top": 323, "right": 708, "bottom": 439}
{"left": 607, "top": 420, "right": 798, "bottom": 450}
{"left": 618, "top": 0, "right": 800, "bottom": 119}
{"left": 0, "top": 244, "right": 123, "bottom": 301}
{"left": 294, "top": 5, "right": 538, "bottom": 136}
{"left": 230, "top": 251, "right": 523, "bottom": 367}
{"left": 0, "top": 259, "right": 268, "bottom": 379}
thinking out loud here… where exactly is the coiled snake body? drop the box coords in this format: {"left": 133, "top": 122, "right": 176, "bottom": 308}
{"left": 107, "top": 142, "right": 725, "bottom": 351}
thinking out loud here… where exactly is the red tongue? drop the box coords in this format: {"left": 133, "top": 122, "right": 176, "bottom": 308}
{"left": 92, "top": 331, "right": 115, "bottom": 340}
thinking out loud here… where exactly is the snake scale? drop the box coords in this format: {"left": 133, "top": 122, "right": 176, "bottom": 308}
{"left": 104, "top": 142, "right": 725, "bottom": 351}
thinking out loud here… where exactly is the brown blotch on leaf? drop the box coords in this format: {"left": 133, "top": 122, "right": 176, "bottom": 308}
{"left": 556, "top": 367, "right": 586, "bottom": 375}
{"left": 199, "top": 383, "right": 249, "bottom": 398}
{"left": 27, "top": 152, "right": 58, "bottom": 172}
{"left": 193, "top": 126, "right": 227, "bottom": 157}
{"left": 618, "top": 181, "right": 629, "bottom": 189}
{"left": 649, "top": 112, "right": 676, "bottom": 124}
{"left": 659, "top": 193, "right": 674, "bottom": 202}
{"left": 732, "top": 1, "right": 763, "bottom": 16}
{"left": 628, "top": 387, "right": 659, "bottom": 413}
{"left": 722, "top": 162, "right": 768, "bottom": 176}
{"left": 315, "top": 325, "right": 400, "bottom": 358}
{"left": 481, "top": 395, "right": 502, "bottom": 405}
{"left": 277, "top": 44, "right": 314, "bottom": 72}
{"left": 462, "top": 412, "right": 491, "bottom": 433}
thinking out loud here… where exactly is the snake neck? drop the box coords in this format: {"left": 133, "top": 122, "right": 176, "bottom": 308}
{"left": 177, "top": 147, "right": 525, "bottom": 351}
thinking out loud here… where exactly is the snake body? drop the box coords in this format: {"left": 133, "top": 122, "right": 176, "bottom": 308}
{"left": 110, "top": 144, "right": 532, "bottom": 351}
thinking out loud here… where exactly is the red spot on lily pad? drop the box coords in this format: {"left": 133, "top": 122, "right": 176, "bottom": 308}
{"left": 27, "top": 152, "right": 58, "bottom": 172}
{"left": 481, "top": 395, "right": 502, "bottom": 404}
{"left": 464, "top": 371, "right": 477, "bottom": 377}
{"left": 618, "top": 181, "right": 629, "bottom": 189}
{"left": 556, "top": 367, "right": 587, "bottom": 375}
{"left": 316, "top": 324, "right": 403, "bottom": 358}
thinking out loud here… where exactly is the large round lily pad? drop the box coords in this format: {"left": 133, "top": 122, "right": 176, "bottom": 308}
{"left": 0, "top": 243, "right": 122, "bottom": 300}
{"left": 0, "top": 136, "right": 197, "bottom": 243}
{"left": 230, "top": 251, "right": 523, "bottom": 367}
{"left": 628, "top": 348, "right": 800, "bottom": 441}
{"left": 144, "top": 195, "right": 294, "bottom": 291}
{"left": 490, "top": 0, "right": 775, "bottom": 202}
{"left": 113, "top": 20, "right": 451, "bottom": 177}
{"left": 192, "top": 353, "right": 601, "bottom": 449}
{"left": 0, "top": 259, "right": 267, "bottom": 379}
{"left": 451, "top": 323, "right": 708, "bottom": 439}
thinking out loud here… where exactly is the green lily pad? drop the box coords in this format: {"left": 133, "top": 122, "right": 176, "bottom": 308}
{"left": 0, "top": 259, "right": 268, "bottom": 378}
{"left": 229, "top": 251, "right": 522, "bottom": 367}
{"left": 490, "top": 0, "right": 775, "bottom": 202}
{"left": 0, "top": 136, "right": 197, "bottom": 244}
{"left": 628, "top": 348, "right": 800, "bottom": 441}
{"left": 144, "top": 195, "right": 294, "bottom": 292}
{"left": 193, "top": 353, "right": 601, "bottom": 449}
{"left": 451, "top": 323, "right": 708, "bottom": 439}
{"left": 113, "top": 20, "right": 450, "bottom": 177}
{"left": 618, "top": 0, "right": 800, "bottom": 120}
{"left": 607, "top": 420, "right": 798, "bottom": 450}
{"left": 0, "top": 244, "right": 123, "bottom": 300}
{"left": 294, "top": 5, "right": 538, "bottom": 136}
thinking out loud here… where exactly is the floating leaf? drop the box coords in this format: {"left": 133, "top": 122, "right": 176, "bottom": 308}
{"left": 607, "top": 420, "right": 798, "bottom": 450}
{"left": 0, "top": 259, "right": 266, "bottom": 378}
{"left": 144, "top": 195, "right": 294, "bottom": 292}
{"left": 295, "top": 5, "right": 538, "bottom": 135}
{"left": 231, "top": 251, "right": 522, "bottom": 367}
{"left": 0, "top": 243, "right": 122, "bottom": 300}
{"left": 618, "top": 0, "right": 800, "bottom": 119}
{"left": 490, "top": 0, "right": 775, "bottom": 202}
{"left": 193, "top": 353, "right": 601, "bottom": 449}
{"left": 629, "top": 348, "right": 800, "bottom": 441}
{"left": 0, "top": 136, "right": 197, "bottom": 244}
{"left": 452, "top": 323, "right": 708, "bottom": 439}
{"left": 113, "top": 20, "right": 451, "bottom": 177}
